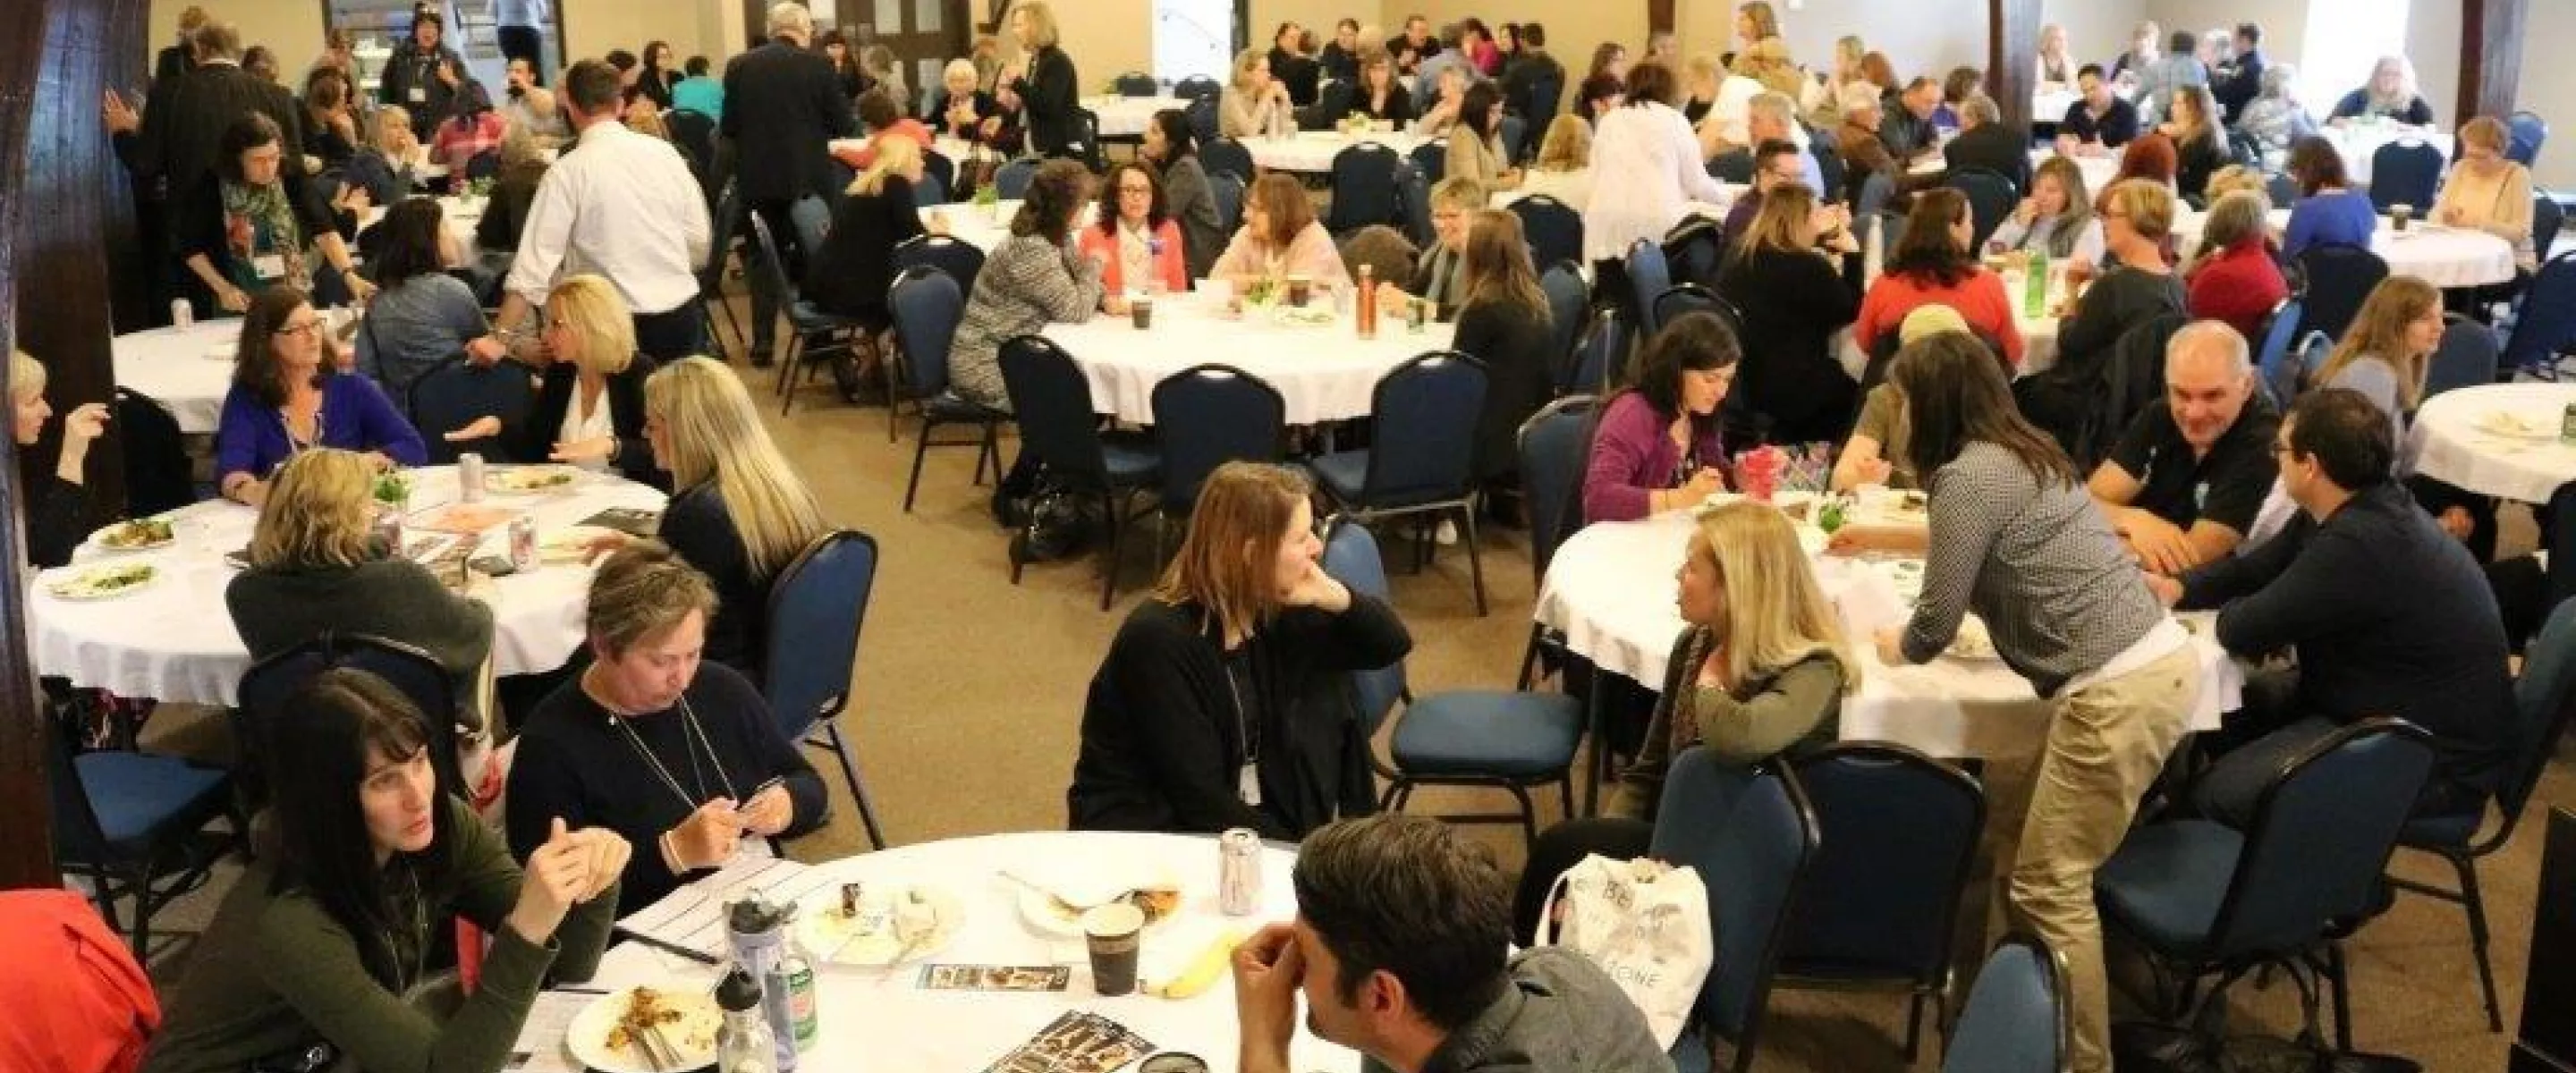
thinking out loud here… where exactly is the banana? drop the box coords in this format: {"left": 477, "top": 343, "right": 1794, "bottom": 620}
{"left": 1148, "top": 929, "right": 1247, "bottom": 1000}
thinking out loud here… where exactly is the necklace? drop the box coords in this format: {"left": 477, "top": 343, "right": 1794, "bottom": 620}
{"left": 591, "top": 669, "right": 738, "bottom": 812}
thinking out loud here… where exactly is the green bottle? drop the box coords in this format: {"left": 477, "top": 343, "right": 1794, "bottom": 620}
{"left": 2024, "top": 251, "right": 2050, "bottom": 318}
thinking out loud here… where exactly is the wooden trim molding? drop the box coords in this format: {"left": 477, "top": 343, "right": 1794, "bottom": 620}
{"left": 2459, "top": 0, "right": 2528, "bottom": 128}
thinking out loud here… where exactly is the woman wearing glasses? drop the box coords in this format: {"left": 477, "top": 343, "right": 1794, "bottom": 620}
{"left": 215, "top": 287, "right": 428, "bottom": 507}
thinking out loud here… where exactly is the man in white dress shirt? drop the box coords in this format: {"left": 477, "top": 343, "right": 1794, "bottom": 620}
{"left": 496, "top": 59, "right": 712, "bottom": 364}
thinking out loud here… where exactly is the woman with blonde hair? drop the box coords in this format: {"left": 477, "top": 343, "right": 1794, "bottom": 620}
{"left": 2310, "top": 275, "right": 2444, "bottom": 440}
{"left": 1518, "top": 114, "right": 1595, "bottom": 210}
{"left": 225, "top": 448, "right": 496, "bottom": 727}
{"left": 1509, "top": 499, "right": 1855, "bottom": 937}
{"left": 809, "top": 132, "right": 945, "bottom": 350}
{"left": 2329, "top": 55, "right": 2433, "bottom": 126}
{"left": 346, "top": 105, "right": 428, "bottom": 205}
{"left": 1733, "top": 38, "right": 1804, "bottom": 102}
{"left": 1069, "top": 462, "right": 1410, "bottom": 838}
{"left": 589, "top": 357, "right": 831, "bottom": 686}
{"left": 2434, "top": 116, "right": 2538, "bottom": 271}
{"left": 12, "top": 349, "right": 108, "bottom": 570}
{"left": 1211, "top": 173, "right": 1351, "bottom": 287}
{"left": 999, "top": 1, "right": 1081, "bottom": 158}
{"left": 1733, "top": 2, "right": 1785, "bottom": 59}
{"left": 1453, "top": 211, "right": 1556, "bottom": 491}
{"left": 514, "top": 275, "right": 657, "bottom": 483}
{"left": 1719, "top": 182, "right": 1862, "bottom": 443}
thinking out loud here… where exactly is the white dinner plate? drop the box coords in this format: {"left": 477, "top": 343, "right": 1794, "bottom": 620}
{"left": 564, "top": 985, "right": 723, "bottom": 1073}
{"left": 45, "top": 562, "right": 162, "bottom": 601}
{"left": 2475, "top": 411, "right": 2561, "bottom": 441}
{"left": 88, "top": 519, "right": 176, "bottom": 553}
{"left": 796, "top": 883, "right": 965, "bottom": 967}
{"left": 1014, "top": 883, "right": 1183, "bottom": 940}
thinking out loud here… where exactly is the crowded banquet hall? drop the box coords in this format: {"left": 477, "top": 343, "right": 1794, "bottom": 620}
{"left": 11, "top": 0, "right": 2576, "bottom": 1069}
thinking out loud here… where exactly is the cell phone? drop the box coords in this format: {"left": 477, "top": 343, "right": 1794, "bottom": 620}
{"left": 469, "top": 554, "right": 516, "bottom": 577}
{"left": 736, "top": 776, "right": 785, "bottom": 808}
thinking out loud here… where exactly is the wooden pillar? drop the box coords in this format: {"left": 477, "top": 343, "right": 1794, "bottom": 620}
{"left": 1987, "top": 0, "right": 2041, "bottom": 132}
{"left": 1648, "top": 0, "right": 1674, "bottom": 35}
{"left": 1, "top": 0, "right": 148, "bottom": 888}
{"left": 2459, "top": 0, "right": 2528, "bottom": 127}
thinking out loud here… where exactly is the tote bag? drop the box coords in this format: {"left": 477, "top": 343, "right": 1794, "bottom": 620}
{"left": 1536, "top": 854, "right": 1714, "bottom": 1049}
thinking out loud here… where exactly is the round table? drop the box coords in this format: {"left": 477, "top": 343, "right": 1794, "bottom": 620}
{"left": 585, "top": 832, "right": 1360, "bottom": 1071}
{"left": 1838, "top": 271, "right": 2067, "bottom": 381}
{"left": 2405, "top": 383, "right": 2576, "bottom": 503}
{"left": 2171, "top": 207, "right": 2516, "bottom": 289}
{"left": 113, "top": 318, "right": 250, "bottom": 434}
{"left": 1046, "top": 291, "right": 1453, "bottom": 427}
{"left": 28, "top": 465, "right": 666, "bottom": 706}
{"left": 2317, "top": 123, "right": 2452, "bottom": 189}
{"left": 1083, "top": 95, "right": 1189, "bottom": 139}
{"left": 919, "top": 199, "right": 1022, "bottom": 254}
{"left": 1245, "top": 131, "right": 1427, "bottom": 173}
{"left": 1534, "top": 508, "right": 2241, "bottom": 756}
{"left": 358, "top": 194, "right": 484, "bottom": 254}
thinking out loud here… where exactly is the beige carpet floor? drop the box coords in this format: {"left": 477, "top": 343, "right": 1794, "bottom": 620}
{"left": 122, "top": 325, "right": 2574, "bottom": 1071}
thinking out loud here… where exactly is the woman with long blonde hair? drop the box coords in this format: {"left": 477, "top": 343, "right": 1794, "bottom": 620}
{"left": 226, "top": 448, "right": 496, "bottom": 727}
{"left": 520, "top": 275, "right": 657, "bottom": 482}
{"left": 809, "top": 133, "right": 944, "bottom": 343}
{"left": 1719, "top": 182, "right": 1863, "bottom": 442}
{"left": 589, "top": 357, "right": 829, "bottom": 686}
{"left": 2311, "top": 275, "right": 2443, "bottom": 430}
{"left": 1518, "top": 114, "right": 1594, "bottom": 211}
{"left": 1070, "top": 462, "right": 1411, "bottom": 838}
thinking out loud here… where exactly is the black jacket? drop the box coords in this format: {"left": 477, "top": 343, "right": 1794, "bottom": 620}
{"left": 1719, "top": 247, "right": 1862, "bottom": 444}
{"left": 657, "top": 485, "right": 776, "bottom": 689}
{"left": 173, "top": 170, "right": 336, "bottom": 311}
{"left": 378, "top": 44, "right": 470, "bottom": 138}
{"left": 2213, "top": 50, "right": 2265, "bottom": 123}
{"left": 1070, "top": 596, "right": 1411, "bottom": 840}
{"left": 806, "top": 179, "right": 925, "bottom": 326}
{"left": 27, "top": 475, "right": 90, "bottom": 571}
{"left": 117, "top": 62, "right": 308, "bottom": 198}
{"left": 512, "top": 354, "right": 660, "bottom": 487}
{"left": 1010, "top": 45, "right": 1081, "bottom": 159}
{"left": 721, "top": 38, "right": 860, "bottom": 203}
{"left": 1454, "top": 299, "right": 1556, "bottom": 480}
{"left": 1944, "top": 123, "right": 2033, "bottom": 190}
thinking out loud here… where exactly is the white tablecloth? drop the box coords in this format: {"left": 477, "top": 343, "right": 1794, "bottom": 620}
{"left": 2405, "top": 383, "right": 2576, "bottom": 503}
{"left": 2033, "top": 89, "right": 2080, "bottom": 124}
{"left": 1245, "top": 131, "right": 1427, "bottom": 173}
{"left": 28, "top": 466, "right": 666, "bottom": 705}
{"left": 1837, "top": 275, "right": 2066, "bottom": 381}
{"left": 2318, "top": 123, "right": 2453, "bottom": 190}
{"left": 1046, "top": 292, "right": 1453, "bottom": 427}
{"left": 113, "top": 320, "right": 248, "bottom": 434}
{"left": 919, "top": 200, "right": 1021, "bottom": 253}
{"left": 2170, "top": 207, "right": 2515, "bottom": 290}
{"left": 357, "top": 195, "right": 484, "bottom": 258}
{"left": 1535, "top": 510, "right": 2240, "bottom": 756}
{"left": 588, "top": 832, "right": 1360, "bottom": 1072}
{"left": 1083, "top": 95, "right": 1189, "bottom": 139}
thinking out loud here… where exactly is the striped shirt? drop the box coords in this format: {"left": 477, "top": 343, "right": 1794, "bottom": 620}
{"left": 1902, "top": 441, "right": 2165, "bottom": 696}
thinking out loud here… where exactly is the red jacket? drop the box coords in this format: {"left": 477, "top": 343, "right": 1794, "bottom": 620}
{"left": 1855, "top": 268, "right": 2028, "bottom": 368}
{"left": 1077, "top": 217, "right": 1191, "bottom": 294}
{"left": 0, "top": 891, "right": 160, "bottom": 1073}
{"left": 2187, "top": 239, "right": 2290, "bottom": 345}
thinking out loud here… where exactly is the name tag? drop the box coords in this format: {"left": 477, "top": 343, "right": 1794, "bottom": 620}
{"left": 1238, "top": 763, "right": 1262, "bottom": 807}
{"left": 252, "top": 253, "right": 287, "bottom": 280}
{"left": 409, "top": 86, "right": 428, "bottom": 103}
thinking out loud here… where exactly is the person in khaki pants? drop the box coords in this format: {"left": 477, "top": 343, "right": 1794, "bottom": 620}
{"left": 1852, "top": 332, "right": 2204, "bottom": 1072}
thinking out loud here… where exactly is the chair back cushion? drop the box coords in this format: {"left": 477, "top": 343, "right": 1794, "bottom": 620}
{"left": 1511, "top": 196, "right": 1585, "bottom": 271}
{"left": 1540, "top": 261, "right": 1589, "bottom": 367}
{"left": 1201, "top": 139, "right": 1255, "bottom": 183}
{"left": 764, "top": 531, "right": 878, "bottom": 736}
{"left": 2212, "top": 720, "right": 2433, "bottom": 958}
{"left": 1625, "top": 241, "right": 1673, "bottom": 333}
{"left": 1115, "top": 72, "right": 1159, "bottom": 97}
{"left": 2255, "top": 298, "right": 2306, "bottom": 407}
{"left": 2505, "top": 111, "right": 2547, "bottom": 167}
{"left": 1361, "top": 351, "right": 1488, "bottom": 506}
{"left": 1175, "top": 76, "right": 1222, "bottom": 103}
{"left": 1152, "top": 365, "right": 1286, "bottom": 514}
{"left": 1651, "top": 284, "right": 1733, "bottom": 343}
{"left": 1941, "top": 934, "right": 2069, "bottom": 1073}
{"left": 1326, "top": 143, "right": 1403, "bottom": 233}
{"left": 237, "top": 634, "right": 462, "bottom": 791}
{"left": 2367, "top": 139, "right": 2445, "bottom": 211}
{"left": 2502, "top": 253, "right": 2576, "bottom": 370}
{"left": 2425, "top": 317, "right": 2503, "bottom": 399}
{"left": 1707, "top": 148, "right": 1754, "bottom": 184}
{"left": 1185, "top": 96, "right": 1221, "bottom": 143}
{"left": 996, "top": 335, "right": 1112, "bottom": 487}
{"left": 1209, "top": 171, "right": 1247, "bottom": 236}
{"left": 2500, "top": 597, "right": 2576, "bottom": 817}
{"left": 923, "top": 150, "right": 956, "bottom": 199}
{"left": 1408, "top": 139, "right": 1447, "bottom": 186}
{"left": 114, "top": 389, "right": 197, "bottom": 516}
{"left": 1781, "top": 744, "right": 1986, "bottom": 980}
{"left": 1319, "top": 520, "right": 1406, "bottom": 733}
{"left": 993, "top": 157, "right": 1040, "bottom": 199}
{"left": 888, "top": 266, "right": 966, "bottom": 398}
{"left": 2533, "top": 194, "right": 2564, "bottom": 264}
{"left": 893, "top": 234, "right": 987, "bottom": 295}
{"left": 1648, "top": 753, "right": 1818, "bottom": 1043}
{"left": 1518, "top": 395, "right": 1598, "bottom": 581}
{"left": 1567, "top": 308, "right": 1627, "bottom": 396}
{"left": 1947, "top": 168, "right": 2021, "bottom": 251}
{"left": 1662, "top": 218, "right": 1726, "bottom": 291}
{"left": 409, "top": 360, "right": 536, "bottom": 464}
{"left": 2294, "top": 244, "right": 2389, "bottom": 343}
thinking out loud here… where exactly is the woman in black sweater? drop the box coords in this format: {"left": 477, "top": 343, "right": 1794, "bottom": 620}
{"left": 808, "top": 136, "right": 937, "bottom": 329}
{"left": 1346, "top": 51, "right": 1414, "bottom": 126}
{"left": 1717, "top": 183, "right": 1862, "bottom": 444}
{"left": 11, "top": 349, "right": 106, "bottom": 570}
{"left": 513, "top": 275, "right": 659, "bottom": 486}
{"left": 1070, "top": 464, "right": 1411, "bottom": 839}
{"left": 507, "top": 543, "right": 827, "bottom": 909}
{"left": 1002, "top": 2, "right": 1081, "bottom": 159}
{"left": 1453, "top": 210, "right": 1558, "bottom": 489}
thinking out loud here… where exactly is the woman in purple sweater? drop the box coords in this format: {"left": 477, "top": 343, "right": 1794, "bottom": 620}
{"left": 1580, "top": 311, "right": 1740, "bottom": 523}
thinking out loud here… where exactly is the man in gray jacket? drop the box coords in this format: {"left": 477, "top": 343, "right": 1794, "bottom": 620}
{"left": 1233, "top": 815, "right": 1675, "bottom": 1073}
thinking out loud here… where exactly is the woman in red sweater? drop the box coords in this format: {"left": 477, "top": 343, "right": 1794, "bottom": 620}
{"left": 2184, "top": 190, "right": 2288, "bottom": 342}
{"left": 1856, "top": 189, "right": 2026, "bottom": 368}
{"left": 1076, "top": 161, "right": 1191, "bottom": 294}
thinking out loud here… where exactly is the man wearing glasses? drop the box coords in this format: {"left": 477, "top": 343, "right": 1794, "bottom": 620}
{"left": 2147, "top": 387, "right": 2514, "bottom": 830}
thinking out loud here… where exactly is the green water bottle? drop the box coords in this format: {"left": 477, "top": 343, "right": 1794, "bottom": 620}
{"left": 2024, "top": 250, "right": 2050, "bottom": 318}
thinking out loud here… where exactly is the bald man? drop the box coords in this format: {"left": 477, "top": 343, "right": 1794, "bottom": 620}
{"left": 2089, "top": 321, "right": 2279, "bottom": 575}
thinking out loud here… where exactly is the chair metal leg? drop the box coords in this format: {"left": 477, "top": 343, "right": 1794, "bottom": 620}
{"left": 1098, "top": 493, "right": 1124, "bottom": 612}
{"left": 2453, "top": 852, "right": 2504, "bottom": 1031}
{"left": 1580, "top": 684, "right": 1606, "bottom": 816}
{"left": 127, "top": 860, "right": 155, "bottom": 952}
{"left": 2327, "top": 942, "right": 2355, "bottom": 1052}
{"left": 1555, "top": 773, "right": 1573, "bottom": 825}
{"left": 773, "top": 333, "right": 798, "bottom": 397}
{"left": 1460, "top": 503, "right": 1487, "bottom": 616}
{"left": 1902, "top": 992, "right": 1926, "bottom": 1061}
{"left": 975, "top": 424, "right": 1000, "bottom": 486}
{"left": 1505, "top": 782, "right": 1539, "bottom": 849}
{"left": 819, "top": 722, "right": 887, "bottom": 850}
{"left": 776, "top": 336, "right": 806, "bottom": 413}
{"left": 902, "top": 421, "right": 936, "bottom": 511}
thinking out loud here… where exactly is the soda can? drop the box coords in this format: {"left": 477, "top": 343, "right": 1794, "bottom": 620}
{"left": 508, "top": 514, "right": 538, "bottom": 571}
{"left": 171, "top": 299, "right": 193, "bottom": 330}
{"left": 1217, "top": 828, "right": 1261, "bottom": 917}
{"left": 373, "top": 511, "right": 406, "bottom": 560}
{"left": 457, "top": 453, "right": 486, "bottom": 503}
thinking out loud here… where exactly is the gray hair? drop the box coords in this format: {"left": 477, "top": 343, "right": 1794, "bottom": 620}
{"left": 767, "top": 1, "right": 813, "bottom": 37}
{"left": 1961, "top": 94, "right": 2000, "bottom": 126}
{"left": 1748, "top": 90, "right": 1797, "bottom": 129}
{"left": 944, "top": 58, "right": 978, "bottom": 84}
{"left": 2168, "top": 319, "right": 2253, "bottom": 378}
{"left": 2259, "top": 63, "right": 2298, "bottom": 99}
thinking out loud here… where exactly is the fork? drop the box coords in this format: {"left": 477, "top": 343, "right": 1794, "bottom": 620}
{"left": 644, "top": 1023, "right": 687, "bottom": 1071}
{"left": 626, "top": 1027, "right": 665, "bottom": 1072}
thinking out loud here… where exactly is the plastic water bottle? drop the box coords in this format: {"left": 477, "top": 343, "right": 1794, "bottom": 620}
{"left": 2024, "top": 250, "right": 2050, "bottom": 318}
{"left": 726, "top": 892, "right": 799, "bottom": 1071}
{"left": 716, "top": 967, "right": 778, "bottom": 1073}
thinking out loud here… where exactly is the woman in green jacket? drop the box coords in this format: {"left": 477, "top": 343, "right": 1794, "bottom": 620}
{"left": 141, "top": 670, "right": 629, "bottom": 1073}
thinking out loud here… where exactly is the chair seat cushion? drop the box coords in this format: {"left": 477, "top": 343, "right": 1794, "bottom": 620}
{"left": 1102, "top": 439, "right": 1163, "bottom": 485}
{"left": 75, "top": 750, "right": 232, "bottom": 852}
{"left": 2095, "top": 820, "right": 2243, "bottom": 953}
{"left": 789, "top": 300, "right": 864, "bottom": 331}
{"left": 1309, "top": 450, "right": 1370, "bottom": 503}
{"left": 922, "top": 392, "right": 1004, "bottom": 422}
{"left": 1391, "top": 690, "right": 1585, "bottom": 778}
{"left": 2399, "top": 807, "right": 2487, "bottom": 849}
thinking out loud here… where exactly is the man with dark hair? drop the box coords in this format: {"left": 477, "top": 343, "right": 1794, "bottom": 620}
{"left": 722, "top": 0, "right": 858, "bottom": 368}
{"left": 1878, "top": 77, "right": 1940, "bottom": 160}
{"left": 1718, "top": 138, "right": 1810, "bottom": 249}
{"left": 1388, "top": 14, "right": 1439, "bottom": 76}
{"left": 2211, "top": 21, "right": 2266, "bottom": 123}
{"left": 2152, "top": 387, "right": 2515, "bottom": 829}
{"left": 1942, "top": 94, "right": 2031, "bottom": 190}
{"left": 1497, "top": 21, "right": 1561, "bottom": 125}
{"left": 2056, "top": 64, "right": 2139, "bottom": 151}
{"left": 1232, "top": 815, "right": 1674, "bottom": 1073}
{"left": 493, "top": 58, "right": 714, "bottom": 365}
{"left": 381, "top": 10, "right": 470, "bottom": 139}
{"left": 106, "top": 21, "right": 308, "bottom": 212}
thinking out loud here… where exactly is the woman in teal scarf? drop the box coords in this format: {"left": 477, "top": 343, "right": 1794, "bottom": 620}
{"left": 176, "top": 113, "right": 375, "bottom": 319}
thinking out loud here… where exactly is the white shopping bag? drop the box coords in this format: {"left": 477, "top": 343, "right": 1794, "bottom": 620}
{"left": 1536, "top": 854, "right": 1713, "bottom": 1049}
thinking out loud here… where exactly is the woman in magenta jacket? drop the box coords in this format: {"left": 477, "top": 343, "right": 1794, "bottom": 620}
{"left": 1076, "top": 161, "right": 1191, "bottom": 294}
{"left": 1580, "top": 312, "right": 1740, "bottom": 523}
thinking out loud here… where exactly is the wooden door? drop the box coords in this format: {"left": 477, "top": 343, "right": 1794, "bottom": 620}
{"left": 845, "top": 0, "right": 970, "bottom": 114}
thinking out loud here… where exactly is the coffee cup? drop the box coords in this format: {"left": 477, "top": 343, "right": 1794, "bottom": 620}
{"left": 2391, "top": 204, "right": 2414, "bottom": 232}
{"left": 1286, "top": 275, "right": 1314, "bottom": 308}
{"left": 1083, "top": 902, "right": 1145, "bottom": 996}
{"left": 1131, "top": 295, "right": 1155, "bottom": 329}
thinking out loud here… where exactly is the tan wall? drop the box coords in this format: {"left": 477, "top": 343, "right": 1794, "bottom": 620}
{"left": 148, "top": 0, "right": 328, "bottom": 75}
{"left": 1671, "top": 0, "right": 2140, "bottom": 98}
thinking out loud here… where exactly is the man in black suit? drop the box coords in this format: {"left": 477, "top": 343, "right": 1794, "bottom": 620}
{"left": 107, "top": 21, "right": 307, "bottom": 205}
{"left": 1943, "top": 94, "right": 2031, "bottom": 191}
{"left": 2210, "top": 22, "right": 2267, "bottom": 124}
{"left": 721, "top": 0, "right": 857, "bottom": 368}
{"left": 152, "top": 5, "right": 208, "bottom": 84}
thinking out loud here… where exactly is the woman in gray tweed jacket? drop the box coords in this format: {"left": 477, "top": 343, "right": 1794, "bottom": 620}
{"left": 946, "top": 158, "right": 1110, "bottom": 410}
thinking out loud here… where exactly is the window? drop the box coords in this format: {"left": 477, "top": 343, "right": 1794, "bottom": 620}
{"left": 1152, "top": 0, "right": 1230, "bottom": 85}
{"left": 2300, "top": 0, "right": 2412, "bottom": 110}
